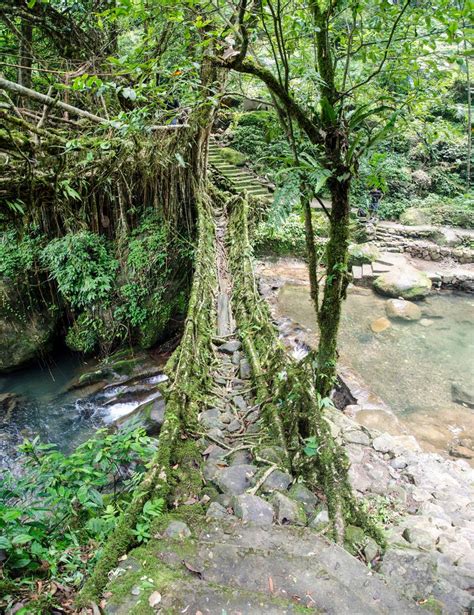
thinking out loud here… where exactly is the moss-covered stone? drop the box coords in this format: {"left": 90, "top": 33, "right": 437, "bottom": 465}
{"left": 373, "top": 267, "right": 432, "bottom": 300}
{"left": 0, "top": 282, "right": 57, "bottom": 372}
{"left": 348, "top": 242, "right": 380, "bottom": 266}
{"left": 219, "top": 147, "right": 247, "bottom": 166}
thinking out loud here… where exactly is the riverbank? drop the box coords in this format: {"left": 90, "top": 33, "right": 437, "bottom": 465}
{"left": 256, "top": 256, "right": 474, "bottom": 612}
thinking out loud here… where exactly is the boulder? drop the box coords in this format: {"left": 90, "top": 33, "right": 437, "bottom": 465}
{"left": 215, "top": 464, "right": 257, "bottom": 495}
{"left": 261, "top": 469, "right": 293, "bottom": 493}
{"left": 0, "top": 286, "right": 57, "bottom": 372}
{"left": 116, "top": 396, "right": 165, "bottom": 435}
{"left": 373, "top": 267, "right": 431, "bottom": 300}
{"left": 288, "top": 483, "right": 320, "bottom": 515}
{"left": 399, "top": 208, "right": 432, "bottom": 226}
{"left": 163, "top": 521, "right": 191, "bottom": 539}
{"left": 433, "top": 228, "right": 462, "bottom": 248}
{"left": 348, "top": 243, "right": 380, "bottom": 266}
{"left": 451, "top": 383, "right": 474, "bottom": 408}
{"left": 385, "top": 298, "right": 422, "bottom": 321}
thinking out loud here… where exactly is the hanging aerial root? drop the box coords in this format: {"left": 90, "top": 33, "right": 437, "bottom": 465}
{"left": 222, "top": 188, "right": 384, "bottom": 547}
{"left": 77, "top": 190, "right": 218, "bottom": 607}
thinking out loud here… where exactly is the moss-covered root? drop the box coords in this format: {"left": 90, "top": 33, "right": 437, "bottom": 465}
{"left": 224, "top": 191, "right": 382, "bottom": 546}
{"left": 77, "top": 192, "right": 218, "bottom": 607}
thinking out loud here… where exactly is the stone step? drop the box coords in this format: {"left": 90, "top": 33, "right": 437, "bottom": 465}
{"left": 104, "top": 522, "right": 423, "bottom": 614}
{"left": 372, "top": 261, "right": 392, "bottom": 274}
{"left": 362, "top": 263, "right": 375, "bottom": 278}
{"left": 352, "top": 265, "right": 363, "bottom": 280}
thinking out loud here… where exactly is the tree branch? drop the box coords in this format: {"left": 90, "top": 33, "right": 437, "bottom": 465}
{"left": 341, "top": 0, "right": 411, "bottom": 98}
{"left": 0, "top": 77, "right": 107, "bottom": 124}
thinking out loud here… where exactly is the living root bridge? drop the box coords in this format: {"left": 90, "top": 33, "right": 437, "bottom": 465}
{"left": 78, "top": 191, "right": 218, "bottom": 606}
{"left": 224, "top": 190, "right": 383, "bottom": 545}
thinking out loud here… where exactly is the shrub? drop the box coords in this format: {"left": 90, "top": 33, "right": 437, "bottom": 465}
{"left": 0, "top": 424, "right": 159, "bottom": 608}
{"left": 41, "top": 231, "right": 118, "bottom": 309}
{"left": 254, "top": 212, "right": 307, "bottom": 256}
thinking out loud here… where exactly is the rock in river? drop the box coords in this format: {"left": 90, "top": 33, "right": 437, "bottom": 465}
{"left": 385, "top": 298, "right": 421, "bottom": 321}
{"left": 371, "top": 317, "right": 391, "bottom": 333}
{"left": 373, "top": 266, "right": 431, "bottom": 300}
{"left": 451, "top": 382, "right": 474, "bottom": 408}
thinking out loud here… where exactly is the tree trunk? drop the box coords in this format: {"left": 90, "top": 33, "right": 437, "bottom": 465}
{"left": 18, "top": 20, "right": 33, "bottom": 92}
{"left": 302, "top": 188, "right": 320, "bottom": 315}
{"left": 315, "top": 176, "right": 351, "bottom": 398}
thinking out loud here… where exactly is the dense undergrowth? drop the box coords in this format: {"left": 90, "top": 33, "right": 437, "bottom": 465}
{"left": 0, "top": 422, "right": 162, "bottom": 613}
{"left": 0, "top": 125, "right": 197, "bottom": 371}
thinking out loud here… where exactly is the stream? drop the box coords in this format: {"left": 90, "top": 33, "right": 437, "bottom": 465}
{"left": 263, "top": 260, "right": 474, "bottom": 460}
{"left": 0, "top": 351, "right": 167, "bottom": 470}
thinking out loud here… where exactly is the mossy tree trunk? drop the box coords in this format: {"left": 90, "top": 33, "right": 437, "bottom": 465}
{"left": 315, "top": 173, "right": 351, "bottom": 397}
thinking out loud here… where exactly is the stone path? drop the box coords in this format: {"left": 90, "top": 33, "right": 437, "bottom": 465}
{"left": 101, "top": 206, "right": 439, "bottom": 614}
{"left": 208, "top": 140, "right": 273, "bottom": 200}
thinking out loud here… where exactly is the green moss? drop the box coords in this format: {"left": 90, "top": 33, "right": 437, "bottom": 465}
{"left": 219, "top": 147, "right": 247, "bottom": 166}
{"left": 418, "top": 596, "right": 444, "bottom": 614}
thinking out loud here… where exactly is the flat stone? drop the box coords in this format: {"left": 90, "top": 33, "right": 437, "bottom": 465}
{"left": 258, "top": 446, "right": 287, "bottom": 465}
{"left": 233, "top": 494, "right": 274, "bottom": 526}
{"left": 200, "top": 408, "right": 224, "bottom": 430}
{"left": 206, "top": 502, "right": 230, "bottom": 520}
{"left": 231, "top": 351, "right": 241, "bottom": 365}
{"left": 240, "top": 359, "right": 251, "bottom": 379}
{"left": 219, "top": 340, "right": 241, "bottom": 354}
{"left": 214, "top": 464, "right": 257, "bottom": 495}
{"left": 272, "top": 492, "right": 307, "bottom": 526}
{"left": 226, "top": 419, "right": 241, "bottom": 433}
{"left": 261, "top": 469, "right": 293, "bottom": 493}
{"left": 343, "top": 428, "right": 371, "bottom": 446}
{"left": 373, "top": 266, "right": 432, "bottom": 300}
{"left": 204, "top": 444, "right": 227, "bottom": 460}
{"left": 219, "top": 411, "right": 233, "bottom": 424}
{"left": 230, "top": 449, "right": 253, "bottom": 465}
{"left": 233, "top": 395, "right": 248, "bottom": 412}
{"left": 371, "top": 317, "right": 391, "bottom": 333}
{"left": 288, "top": 483, "right": 320, "bottom": 515}
{"left": 245, "top": 410, "right": 259, "bottom": 423}
{"left": 372, "top": 433, "right": 396, "bottom": 455}
{"left": 203, "top": 459, "right": 226, "bottom": 481}
{"left": 163, "top": 521, "right": 191, "bottom": 539}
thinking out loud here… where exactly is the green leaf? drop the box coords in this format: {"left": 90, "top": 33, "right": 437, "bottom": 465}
{"left": 320, "top": 97, "right": 337, "bottom": 123}
{"left": 0, "top": 536, "right": 12, "bottom": 549}
{"left": 12, "top": 534, "right": 34, "bottom": 546}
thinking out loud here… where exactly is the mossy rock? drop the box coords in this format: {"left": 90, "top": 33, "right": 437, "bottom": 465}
{"left": 219, "top": 147, "right": 247, "bottom": 167}
{"left": 399, "top": 208, "right": 432, "bottom": 226}
{"left": 373, "top": 267, "right": 431, "bottom": 300}
{"left": 348, "top": 242, "right": 380, "bottom": 266}
{"left": 0, "top": 283, "right": 57, "bottom": 372}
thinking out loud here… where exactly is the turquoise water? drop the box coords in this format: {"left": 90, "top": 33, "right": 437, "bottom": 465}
{"left": 0, "top": 353, "right": 104, "bottom": 467}
{"left": 277, "top": 284, "right": 474, "bottom": 454}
